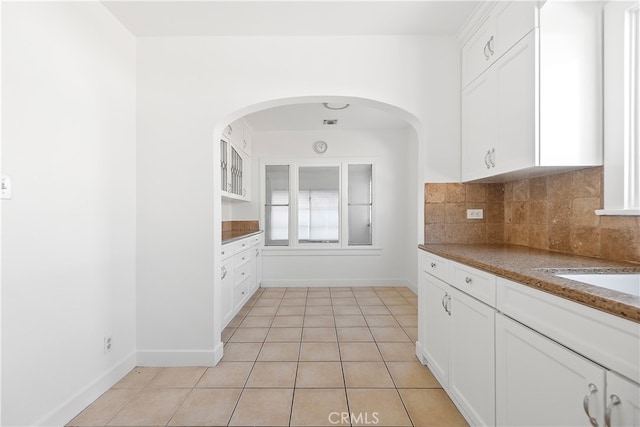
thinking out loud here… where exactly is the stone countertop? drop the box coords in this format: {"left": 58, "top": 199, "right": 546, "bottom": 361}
{"left": 419, "top": 244, "right": 640, "bottom": 323}
{"left": 222, "top": 230, "right": 263, "bottom": 245}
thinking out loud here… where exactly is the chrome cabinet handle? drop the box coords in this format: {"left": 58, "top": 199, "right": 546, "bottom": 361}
{"left": 484, "top": 41, "right": 490, "bottom": 60}
{"left": 605, "top": 394, "right": 621, "bottom": 427}
{"left": 465, "top": 277, "right": 472, "bottom": 284}
{"left": 430, "top": 262, "right": 436, "bottom": 268}
{"left": 255, "top": 248, "right": 260, "bottom": 257}
{"left": 446, "top": 295, "right": 452, "bottom": 316}
{"left": 221, "top": 266, "right": 227, "bottom": 280}
{"left": 487, "top": 36, "right": 495, "bottom": 55}
{"left": 583, "top": 383, "right": 599, "bottom": 427}
{"left": 441, "top": 293, "right": 448, "bottom": 312}
{"left": 489, "top": 148, "right": 496, "bottom": 167}
{"left": 485, "top": 150, "right": 492, "bottom": 169}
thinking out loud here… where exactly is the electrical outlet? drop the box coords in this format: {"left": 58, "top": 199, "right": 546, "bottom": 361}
{"left": 466, "top": 209, "right": 484, "bottom": 219}
{"left": 1, "top": 175, "right": 12, "bottom": 199}
{"left": 104, "top": 336, "right": 112, "bottom": 354}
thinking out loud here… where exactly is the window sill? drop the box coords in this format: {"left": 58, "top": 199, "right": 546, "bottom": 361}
{"left": 595, "top": 209, "right": 640, "bottom": 216}
{"left": 262, "top": 247, "right": 383, "bottom": 256}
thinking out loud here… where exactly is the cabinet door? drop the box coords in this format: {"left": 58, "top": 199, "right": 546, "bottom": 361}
{"left": 221, "top": 259, "right": 234, "bottom": 326}
{"left": 461, "top": 15, "right": 495, "bottom": 87}
{"left": 496, "top": 314, "right": 606, "bottom": 426}
{"left": 495, "top": 30, "right": 537, "bottom": 175}
{"left": 449, "top": 287, "right": 496, "bottom": 426}
{"left": 606, "top": 371, "right": 640, "bottom": 427}
{"left": 422, "top": 274, "right": 451, "bottom": 384}
{"left": 462, "top": 71, "right": 498, "bottom": 181}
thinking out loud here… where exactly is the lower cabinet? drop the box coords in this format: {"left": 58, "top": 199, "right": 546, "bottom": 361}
{"left": 606, "top": 371, "right": 640, "bottom": 427}
{"left": 422, "top": 273, "right": 496, "bottom": 426}
{"left": 418, "top": 249, "right": 640, "bottom": 427}
{"left": 496, "top": 313, "right": 606, "bottom": 426}
{"left": 221, "top": 233, "right": 263, "bottom": 329}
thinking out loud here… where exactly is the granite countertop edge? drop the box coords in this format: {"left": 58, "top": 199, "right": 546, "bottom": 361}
{"left": 419, "top": 244, "right": 640, "bottom": 323}
{"left": 222, "top": 230, "right": 264, "bottom": 245}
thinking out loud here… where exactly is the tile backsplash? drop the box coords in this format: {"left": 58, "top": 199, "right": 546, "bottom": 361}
{"left": 424, "top": 167, "right": 640, "bottom": 263}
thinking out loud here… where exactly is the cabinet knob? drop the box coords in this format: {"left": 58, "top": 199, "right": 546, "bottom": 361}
{"left": 583, "top": 383, "right": 599, "bottom": 427}
{"left": 465, "top": 277, "right": 473, "bottom": 284}
{"left": 430, "top": 262, "right": 436, "bottom": 268}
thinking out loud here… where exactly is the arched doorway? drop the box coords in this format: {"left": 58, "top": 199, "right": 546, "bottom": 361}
{"left": 212, "top": 96, "right": 424, "bottom": 363}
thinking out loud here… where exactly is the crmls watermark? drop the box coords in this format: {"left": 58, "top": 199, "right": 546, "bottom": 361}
{"left": 328, "top": 412, "right": 380, "bottom": 425}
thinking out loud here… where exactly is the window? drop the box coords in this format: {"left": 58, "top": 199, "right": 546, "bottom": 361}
{"left": 348, "top": 164, "right": 373, "bottom": 246}
{"left": 298, "top": 166, "right": 339, "bottom": 243}
{"left": 265, "top": 165, "right": 289, "bottom": 245}
{"left": 263, "top": 161, "right": 374, "bottom": 248}
{"left": 599, "top": 1, "right": 640, "bottom": 215}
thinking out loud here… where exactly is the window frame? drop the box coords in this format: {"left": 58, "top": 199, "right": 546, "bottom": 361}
{"left": 260, "top": 157, "right": 381, "bottom": 255}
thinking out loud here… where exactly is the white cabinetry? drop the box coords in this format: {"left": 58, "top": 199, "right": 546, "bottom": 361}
{"left": 606, "top": 371, "right": 640, "bottom": 427}
{"left": 221, "top": 118, "right": 254, "bottom": 201}
{"left": 418, "top": 248, "right": 640, "bottom": 427}
{"left": 496, "top": 314, "right": 606, "bottom": 426}
{"left": 221, "top": 232, "right": 263, "bottom": 328}
{"left": 419, "top": 253, "right": 496, "bottom": 426}
{"left": 460, "top": 1, "right": 603, "bottom": 182}
{"left": 496, "top": 276, "right": 640, "bottom": 427}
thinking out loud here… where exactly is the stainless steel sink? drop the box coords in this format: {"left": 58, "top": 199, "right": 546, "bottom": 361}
{"left": 555, "top": 272, "right": 640, "bottom": 297}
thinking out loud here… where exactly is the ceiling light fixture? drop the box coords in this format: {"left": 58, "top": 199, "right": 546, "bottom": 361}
{"left": 323, "top": 102, "right": 350, "bottom": 110}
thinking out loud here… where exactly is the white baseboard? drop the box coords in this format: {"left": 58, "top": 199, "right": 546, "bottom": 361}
{"left": 136, "top": 349, "right": 219, "bottom": 367}
{"left": 406, "top": 280, "right": 417, "bottom": 295}
{"left": 36, "top": 351, "right": 136, "bottom": 427}
{"left": 213, "top": 341, "right": 224, "bottom": 365}
{"left": 260, "top": 279, "right": 413, "bottom": 288}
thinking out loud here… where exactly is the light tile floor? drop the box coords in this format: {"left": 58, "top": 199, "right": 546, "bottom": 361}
{"left": 68, "top": 286, "right": 468, "bottom": 426}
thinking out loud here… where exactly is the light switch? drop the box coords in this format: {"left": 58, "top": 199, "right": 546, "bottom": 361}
{"left": 1, "top": 175, "right": 11, "bottom": 200}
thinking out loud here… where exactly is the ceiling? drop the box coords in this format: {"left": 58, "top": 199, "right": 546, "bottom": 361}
{"left": 102, "top": 1, "right": 479, "bottom": 131}
{"left": 244, "top": 102, "right": 410, "bottom": 131}
{"left": 102, "top": 1, "right": 479, "bottom": 37}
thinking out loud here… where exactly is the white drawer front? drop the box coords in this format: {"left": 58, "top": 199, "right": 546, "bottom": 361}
{"left": 234, "top": 280, "right": 249, "bottom": 310}
{"left": 420, "top": 251, "right": 450, "bottom": 282}
{"left": 221, "top": 242, "right": 236, "bottom": 260}
{"left": 234, "top": 262, "right": 252, "bottom": 287}
{"left": 497, "top": 277, "right": 640, "bottom": 383}
{"left": 450, "top": 261, "right": 497, "bottom": 308}
{"left": 250, "top": 234, "right": 263, "bottom": 247}
{"left": 235, "top": 238, "right": 251, "bottom": 253}
{"left": 233, "top": 249, "right": 251, "bottom": 270}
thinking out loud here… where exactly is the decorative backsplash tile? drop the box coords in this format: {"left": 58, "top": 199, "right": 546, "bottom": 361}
{"left": 424, "top": 167, "right": 640, "bottom": 263}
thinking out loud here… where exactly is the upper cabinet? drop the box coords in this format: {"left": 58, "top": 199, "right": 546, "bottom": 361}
{"left": 221, "top": 118, "right": 254, "bottom": 201}
{"left": 460, "top": 1, "right": 604, "bottom": 182}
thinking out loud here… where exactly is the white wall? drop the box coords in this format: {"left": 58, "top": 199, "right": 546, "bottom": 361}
{"left": 231, "top": 128, "right": 415, "bottom": 287}
{"left": 1, "top": 3, "right": 136, "bottom": 425}
{"left": 136, "top": 35, "right": 460, "bottom": 365}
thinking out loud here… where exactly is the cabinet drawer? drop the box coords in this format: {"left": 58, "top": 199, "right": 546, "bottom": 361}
{"left": 234, "top": 280, "right": 249, "bottom": 309}
{"left": 233, "top": 249, "right": 252, "bottom": 269}
{"left": 234, "top": 262, "right": 252, "bottom": 286}
{"left": 235, "top": 238, "right": 252, "bottom": 253}
{"left": 420, "top": 251, "right": 450, "bottom": 282}
{"left": 450, "top": 261, "right": 496, "bottom": 307}
{"left": 221, "top": 242, "right": 235, "bottom": 260}
{"left": 497, "top": 278, "right": 640, "bottom": 383}
{"left": 250, "top": 234, "right": 263, "bottom": 247}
